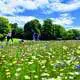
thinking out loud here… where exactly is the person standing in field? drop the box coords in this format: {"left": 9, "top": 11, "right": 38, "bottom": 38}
{"left": 6, "top": 31, "right": 13, "bottom": 44}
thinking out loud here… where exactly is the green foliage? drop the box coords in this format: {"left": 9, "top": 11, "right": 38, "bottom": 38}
{"left": 0, "top": 17, "right": 9, "bottom": 34}
{"left": 24, "top": 19, "right": 41, "bottom": 39}
{"left": 0, "top": 16, "right": 80, "bottom": 40}
{"left": 52, "top": 24, "right": 66, "bottom": 39}
{"left": 42, "top": 19, "right": 53, "bottom": 35}
{"left": 24, "top": 18, "right": 80, "bottom": 40}
{"left": 0, "top": 34, "right": 4, "bottom": 39}
{"left": 65, "top": 29, "right": 80, "bottom": 39}
{"left": 10, "top": 23, "right": 24, "bottom": 39}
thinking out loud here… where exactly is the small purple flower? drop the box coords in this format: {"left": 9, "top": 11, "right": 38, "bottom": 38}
{"left": 0, "top": 46, "right": 4, "bottom": 48}
{"left": 76, "top": 65, "right": 80, "bottom": 69}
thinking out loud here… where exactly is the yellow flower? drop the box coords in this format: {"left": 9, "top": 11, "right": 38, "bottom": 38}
{"left": 32, "top": 56, "right": 36, "bottom": 59}
{"left": 34, "top": 75, "right": 38, "bottom": 78}
{"left": 41, "top": 60, "right": 46, "bottom": 64}
{"left": 74, "top": 72, "right": 80, "bottom": 75}
{"left": 16, "top": 68, "right": 22, "bottom": 72}
{"left": 5, "top": 69, "right": 10, "bottom": 72}
{"left": 76, "top": 49, "right": 80, "bottom": 54}
{"left": 42, "top": 65, "right": 45, "bottom": 69}
{"left": 24, "top": 75, "right": 30, "bottom": 79}
{"left": 15, "top": 73, "right": 19, "bottom": 77}
{"left": 78, "top": 46, "right": 80, "bottom": 49}
{"left": 6, "top": 72, "right": 11, "bottom": 76}
{"left": 69, "top": 76, "right": 74, "bottom": 79}
{"left": 2, "top": 55, "right": 5, "bottom": 58}
{"left": 12, "top": 60, "right": 17, "bottom": 64}
{"left": 28, "top": 61, "right": 33, "bottom": 64}
{"left": 41, "top": 73, "right": 49, "bottom": 77}
{"left": 56, "top": 76, "right": 62, "bottom": 80}
{"left": 63, "top": 46, "right": 68, "bottom": 50}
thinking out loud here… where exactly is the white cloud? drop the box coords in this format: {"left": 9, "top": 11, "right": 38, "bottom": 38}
{"left": 0, "top": 0, "right": 80, "bottom": 15}
{"left": 0, "top": 13, "right": 75, "bottom": 28}
{"left": 21, "top": 0, "right": 38, "bottom": 10}
{"left": 50, "top": 1, "right": 80, "bottom": 12}
{"left": 35, "top": 0, "right": 49, "bottom": 8}
{"left": 42, "top": 0, "right": 80, "bottom": 14}
{"left": 1, "top": 16, "right": 43, "bottom": 27}
{"left": 51, "top": 13, "right": 75, "bottom": 27}
{"left": 65, "top": 26, "right": 80, "bottom": 30}
{"left": 54, "top": 17, "right": 73, "bottom": 25}
{"left": 2, "top": 16, "right": 37, "bottom": 27}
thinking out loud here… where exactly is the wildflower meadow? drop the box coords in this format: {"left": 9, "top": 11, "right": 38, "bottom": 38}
{"left": 0, "top": 40, "right": 80, "bottom": 80}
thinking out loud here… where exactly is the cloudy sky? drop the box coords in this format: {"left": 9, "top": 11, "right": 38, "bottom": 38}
{"left": 0, "top": 0, "right": 80, "bottom": 29}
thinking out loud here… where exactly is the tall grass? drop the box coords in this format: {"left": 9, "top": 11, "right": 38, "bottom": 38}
{"left": 0, "top": 40, "right": 80, "bottom": 80}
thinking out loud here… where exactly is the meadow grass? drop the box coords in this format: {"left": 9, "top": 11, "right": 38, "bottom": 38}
{"left": 0, "top": 40, "right": 80, "bottom": 80}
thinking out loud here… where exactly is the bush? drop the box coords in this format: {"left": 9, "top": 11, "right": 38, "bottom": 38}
{"left": 0, "top": 34, "right": 5, "bottom": 41}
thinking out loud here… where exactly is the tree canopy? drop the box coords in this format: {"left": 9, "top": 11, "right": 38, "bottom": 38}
{"left": 0, "top": 16, "right": 80, "bottom": 40}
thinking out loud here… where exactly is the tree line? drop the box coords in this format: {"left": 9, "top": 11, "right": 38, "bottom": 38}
{"left": 0, "top": 16, "right": 80, "bottom": 40}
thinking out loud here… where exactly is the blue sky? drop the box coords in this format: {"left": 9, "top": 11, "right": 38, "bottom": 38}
{"left": 0, "top": 0, "right": 80, "bottom": 29}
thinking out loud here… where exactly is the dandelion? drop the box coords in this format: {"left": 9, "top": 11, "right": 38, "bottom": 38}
{"left": 78, "top": 46, "right": 80, "bottom": 49}
{"left": 68, "top": 72, "right": 74, "bottom": 75}
{"left": 21, "top": 58, "right": 24, "bottom": 61}
{"left": 6, "top": 71, "right": 11, "bottom": 78}
{"left": 9, "top": 63, "right": 13, "bottom": 66}
{"left": 16, "top": 68, "right": 22, "bottom": 72}
{"left": 28, "top": 61, "right": 33, "bottom": 65}
{"left": 42, "top": 65, "right": 45, "bottom": 69}
{"left": 41, "top": 73, "right": 49, "bottom": 77}
{"left": 31, "top": 70, "right": 36, "bottom": 73}
{"left": 6, "top": 72, "right": 11, "bottom": 75}
{"left": 47, "top": 52, "right": 52, "bottom": 55}
{"left": 5, "top": 69, "right": 10, "bottom": 72}
{"left": 42, "top": 78, "right": 48, "bottom": 80}
{"left": 63, "top": 46, "right": 68, "bottom": 50}
{"left": 60, "top": 69, "right": 64, "bottom": 71}
{"left": 64, "top": 77, "right": 68, "bottom": 79}
{"left": 34, "top": 75, "right": 38, "bottom": 78}
{"left": 74, "top": 72, "right": 80, "bottom": 75}
{"left": 56, "top": 76, "right": 62, "bottom": 80}
{"left": 12, "top": 60, "right": 17, "bottom": 64}
{"left": 15, "top": 73, "right": 19, "bottom": 77}
{"left": 69, "top": 76, "right": 74, "bottom": 79}
{"left": 76, "top": 49, "right": 80, "bottom": 54}
{"left": 59, "top": 73, "right": 63, "bottom": 76}
{"left": 66, "top": 60, "right": 71, "bottom": 64}
{"left": 32, "top": 56, "right": 36, "bottom": 59}
{"left": 2, "top": 55, "right": 5, "bottom": 58}
{"left": 24, "top": 75, "right": 30, "bottom": 79}
{"left": 41, "top": 60, "right": 46, "bottom": 64}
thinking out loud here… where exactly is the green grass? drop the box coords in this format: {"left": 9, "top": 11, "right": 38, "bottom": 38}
{"left": 0, "top": 40, "right": 80, "bottom": 80}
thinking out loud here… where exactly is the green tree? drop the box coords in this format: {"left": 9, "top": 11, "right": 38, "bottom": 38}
{"left": 24, "top": 19, "right": 41, "bottom": 39}
{"left": 65, "top": 30, "right": 74, "bottom": 39}
{"left": 52, "top": 24, "right": 66, "bottom": 39}
{"left": 71, "top": 29, "right": 80, "bottom": 39}
{"left": 41, "top": 19, "right": 53, "bottom": 39}
{"left": 0, "top": 17, "right": 10, "bottom": 40}
{"left": 10, "top": 23, "right": 24, "bottom": 39}
{"left": 65, "top": 29, "right": 80, "bottom": 39}
{"left": 0, "top": 17, "right": 9, "bottom": 34}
